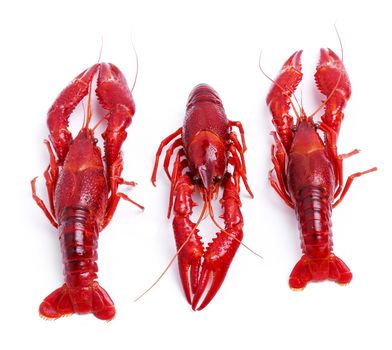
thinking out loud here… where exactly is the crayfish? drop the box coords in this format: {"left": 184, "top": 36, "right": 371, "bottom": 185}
{"left": 151, "top": 84, "right": 253, "bottom": 310}
{"left": 266, "top": 48, "right": 376, "bottom": 289}
{"left": 32, "top": 63, "right": 142, "bottom": 320}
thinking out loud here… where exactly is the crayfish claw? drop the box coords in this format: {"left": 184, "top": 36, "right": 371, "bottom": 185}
{"left": 191, "top": 267, "right": 227, "bottom": 311}
{"left": 315, "top": 48, "right": 350, "bottom": 98}
{"left": 178, "top": 254, "right": 202, "bottom": 304}
{"left": 266, "top": 50, "right": 303, "bottom": 151}
{"left": 314, "top": 48, "right": 351, "bottom": 134}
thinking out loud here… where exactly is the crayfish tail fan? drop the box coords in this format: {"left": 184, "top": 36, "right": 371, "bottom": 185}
{"left": 39, "top": 284, "right": 73, "bottom": 319}
{"left": 288, "top": 254, "right": 352, "bottom": 290}
{"left": 39, "top": 282, "right": 115, "bottom": 321}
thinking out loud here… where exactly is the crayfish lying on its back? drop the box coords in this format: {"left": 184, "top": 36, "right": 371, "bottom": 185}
{"left": 152, "top": 84, "right": 253, "bottom": 310}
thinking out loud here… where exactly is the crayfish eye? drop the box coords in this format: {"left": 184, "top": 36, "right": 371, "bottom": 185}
{"left": 314, "top": 123, "right": 320, "bottom": 130}
{"left": 291, "top": 125, "right": 298, "bottom": 132}
{"left": 192, "top": 175, "right": 201, "bottom": 184}
{"left": 93, "top": 138, "right": 98, "bottom": 144}
{"left": 213, "top": 175, "right": 222, "bottom": 183}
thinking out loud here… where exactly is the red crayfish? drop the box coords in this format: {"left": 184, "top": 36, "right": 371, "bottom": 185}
{"left": 32, "top": 63, "right": 142, "bottom": 320}
{"left": 266, "top": 48, "right": 376, "bottom": 289}
{"left": 151, "top": 84, "right": 253, "bottom": 310}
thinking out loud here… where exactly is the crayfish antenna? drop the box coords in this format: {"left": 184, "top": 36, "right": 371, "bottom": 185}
{"left": 335, "top": 23, "right": 344, "bottom": 62}
{"left": 130, "top": 34, "right": 139, "bottom": 93}
{"left": 91, "top": 39, "right": 104, "bottom": 132}
{"left": 84, "top": 81, "right": 94, "bottom": 128}
{"left": 85, "top": 39, "right": 106, "bottom": 129}
{"left": 133, "top": 200, "right": 208, "bottom": 303}
{"left": 81, "top": 82, "right": 94, "bottom": 130}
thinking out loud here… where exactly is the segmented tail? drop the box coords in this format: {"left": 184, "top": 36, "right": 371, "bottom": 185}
{"left": 40, "top": 208, "right": 115, "bottom": 320}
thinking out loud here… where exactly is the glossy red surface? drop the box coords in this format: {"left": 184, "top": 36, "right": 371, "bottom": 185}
{"left": 267, "top": 49, "right": 375, "bottom": 289}
{"left": 152, "top": 83, "right": 252, "bottom": 310}
{"left": 183, "top": 84, "right": 229, "bottom": 191}
{"left": 33, "top": 63, "right": 136, "bottom": 320}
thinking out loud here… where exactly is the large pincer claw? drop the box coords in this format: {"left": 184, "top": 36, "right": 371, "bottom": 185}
{"left": 47, "top": 64, "right": 100, "bottom": 163}
{"left": 191, "top": 227, "right": 241, "bottom": 310}
{"left": 192, "top": 174, "right": 243, "bottom": 310}
{"left": 172, "top": 175, "right": 205, "bottom": 304}
{"left": 266, "top": 50, "right": 303, "bottom": 151}
{"left": 314, "top": 48, "right": 351, "bottom": 135}
{"left": 173, "top": 213, "right": 204, "bottom": 303}
{"left": 95, "top": 63, "right": 136, "bottom": 172}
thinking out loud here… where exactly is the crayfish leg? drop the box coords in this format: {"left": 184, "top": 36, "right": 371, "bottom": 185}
{"left": 269, "top": 132, "right": 294, "bottom": 208}
{"left": 31, "top": 177, "right": 58, "bottom": 228}
{"left": 151, "top": 127, "right": 182, "bottom": 186}
{"left": 332, "top": 167, "right": 378, "bottom": 208}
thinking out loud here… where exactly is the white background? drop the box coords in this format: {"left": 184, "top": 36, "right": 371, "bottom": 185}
{"left": 1, "top": 0, "right": 390, "bottom": 349}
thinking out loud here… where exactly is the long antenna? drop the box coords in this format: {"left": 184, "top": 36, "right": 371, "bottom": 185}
{"left": 335, "top": 22, "right": 344, "bottom": 61}
{"left": 130, "top": 34, "right": 139, "bottom": 93}
{"left": 88, "top": 38, "right": 104, "bottom": 130}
